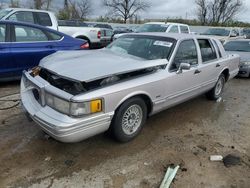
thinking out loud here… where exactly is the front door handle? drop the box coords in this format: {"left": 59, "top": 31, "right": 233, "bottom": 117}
{"left": 216, "top": 63, "right": 221, "bottom": 67}
{"left": 194, "top": 69, "right": 202, "bottom": 74}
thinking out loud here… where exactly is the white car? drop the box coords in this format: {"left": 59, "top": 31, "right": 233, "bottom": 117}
{"left": 113, "top": 22, "right": 191, "bottom": 40}
{"left": 0, "top": 8, "right": 112, "bottom": 48}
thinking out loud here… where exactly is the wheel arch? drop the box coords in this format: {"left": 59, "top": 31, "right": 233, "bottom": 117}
{"left": 220, "top": 68, "right": 230, "bottom": 82}
{"left": 115, "top": 92, "right": 153, "bottom": 115}
{"left": 75, "top": 35, "right": 90, "bottom": 43}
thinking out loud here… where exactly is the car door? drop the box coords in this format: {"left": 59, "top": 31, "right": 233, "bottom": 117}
{"left": 10, "top": 23, "right": 57, "bottom": 76}
{"left": 164, "top": 39, "right": 203, "bottom": 107}
{"left": 0, "top": 23, "right": 15, "bottom": 80}
{"left": 195, "top": 39, "right": 222, "bottom": 91}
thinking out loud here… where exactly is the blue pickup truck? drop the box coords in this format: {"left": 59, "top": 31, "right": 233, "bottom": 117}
{"left": 0, "top": 21, "right": 88, "bottom": 81}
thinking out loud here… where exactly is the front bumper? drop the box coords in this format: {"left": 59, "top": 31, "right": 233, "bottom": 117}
{"left": 21, "top": 71, "right": 113, "bottom": 143}
{"left": 238, "top": 66, "right": 250, "bottom": 78}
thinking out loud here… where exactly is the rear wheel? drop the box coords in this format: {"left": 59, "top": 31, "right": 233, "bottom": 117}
{"left": 206, "top": 74, "right": 225, "bottom": 100}
{"left": 111, "top": 97, "right": 147, "bottom": 142}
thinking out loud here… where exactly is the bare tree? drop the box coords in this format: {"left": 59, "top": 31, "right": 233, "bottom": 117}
{"left": 196, "top": 0, "right": 243, "bottom": 24}
{"left": 33, "top": 0, "right": 53, "bottom": 10}
{"left": 10, "top": 0, "right": 20, "bottom": 8}
{"left": 103, "top": 0, "right": 149, "bottom": 23}
{"left": 196, "top": 0, "right": 207, "bottom": 25}
{"left": 77, "top": 0, "right": 91, "bottom": 19}
{"left": 58, "top": 0, "right": 91, "bottom": 20}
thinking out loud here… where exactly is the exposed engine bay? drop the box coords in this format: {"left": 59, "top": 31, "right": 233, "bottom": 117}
{"left": 37, "top": 66, "right": 162, "bottom": 95}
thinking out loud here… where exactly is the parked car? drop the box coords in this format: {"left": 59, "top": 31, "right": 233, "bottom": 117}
{"left": 241, "top": 28, "right": 250, "bottom": 39}
{"left": 112, "top": 26, "right": 133, "bottom": 41}
{"left": 224, "top": 39, "right": 250, "bottom": 77}
{"left": 0, "top": 8, "right": 112, "bottom": 48}
{"left": 113, "top": 22, "right": 191, "bottom": 40}
{"left": 201, "top": 27, "right": 244, "bottom": 44}
{"left": 21, "top": 33, "right": 240, "bottom": 143}
{"left": 0, "top": 8, "right": 58, "bottom": 30}
{"left": 0, "top": 21, "right": 88, "bottom": 81}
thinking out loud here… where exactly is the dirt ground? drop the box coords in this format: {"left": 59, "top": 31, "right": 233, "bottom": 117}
{"left": 0, "top": 78, "right": 249, "bottom": 188}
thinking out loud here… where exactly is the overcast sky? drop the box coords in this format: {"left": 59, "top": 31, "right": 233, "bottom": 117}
{"left": 91, "top": 0, "right": 250, "bottom": 22}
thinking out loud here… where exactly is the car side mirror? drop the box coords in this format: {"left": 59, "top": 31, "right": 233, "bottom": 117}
{"left": 176, "top": 63, "right": 191, "bottom": 74}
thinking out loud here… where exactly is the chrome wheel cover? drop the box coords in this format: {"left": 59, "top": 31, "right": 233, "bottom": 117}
{"left": 215, "top": 77, "right": 224, "bottom": 96}
{"left": 121, "top": 104, "right": 143, "bottom": 135}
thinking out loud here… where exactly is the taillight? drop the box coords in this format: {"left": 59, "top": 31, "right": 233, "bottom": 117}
{"left": 97, "top": 31, "right": 101, "bottom": 39}
{"left": 80, "top": 43, "right": 89, "bottom": 49}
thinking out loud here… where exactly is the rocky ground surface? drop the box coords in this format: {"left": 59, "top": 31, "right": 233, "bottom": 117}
{"left": 0, "top": 79, "right": 249, "bottom": 188}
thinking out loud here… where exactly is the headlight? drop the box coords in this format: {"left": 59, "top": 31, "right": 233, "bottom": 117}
{"left": 46, "top": 93, "right": 103, "bottom": 117}
{"left": 70, "top": 99, "right": 102, "bottom": 116}
{"left": 46, "top": 93, "right": 70, "bottom": 115}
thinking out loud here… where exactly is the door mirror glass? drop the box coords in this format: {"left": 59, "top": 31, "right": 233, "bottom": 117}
{"left": 177, "top": 63, "right": 191, "bottom": 74}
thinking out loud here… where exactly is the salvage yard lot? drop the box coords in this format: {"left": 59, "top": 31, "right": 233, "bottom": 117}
{"left": 0, "top": 79, "right": 250, "bottom": 188}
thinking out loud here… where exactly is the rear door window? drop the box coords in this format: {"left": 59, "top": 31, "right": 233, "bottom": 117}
{"left": 14, "top": 25, "right": 48, "bottom": 42}
{"left": 47, "top": 31, "right": 62, "bottom": 41}
{"left": 212, "top": 39, "right": 222, "bottom": 58}
{"left": 169, "top": 25, "right": 179, "bottom": 33}
{"left": 7, "top": 11, "right": 34, "bottom": 24}
{"left": 198, "top": 39, "right": 217, "bottom": 63}
{"left": 180, "top": 26, "right": 189, "bottom": 33}
{"left": 34, "top": 12, "right": 52, "bottom": 26}
{"left": 0, "top": 24, "right": 6, "bottom": 42}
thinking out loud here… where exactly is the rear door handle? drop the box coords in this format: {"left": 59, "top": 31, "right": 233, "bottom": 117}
{"left": 194, "top": 69, "right": 202, "bottom": 74}
{"left": 216, "top": 63, "right": 221, "bottom": 67}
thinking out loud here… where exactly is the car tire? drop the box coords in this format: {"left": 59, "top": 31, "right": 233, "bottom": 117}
{"left": 111, "top": 97, "right": 147, "bottom": 142}
{"left": 206, "top": 74, "right": 225, "bottom": 100}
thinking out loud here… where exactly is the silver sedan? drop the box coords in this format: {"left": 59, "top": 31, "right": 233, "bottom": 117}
{"left": 21, "top": 33, "right": 240, "bottom": 143}
{"left": 224, "top": 39, "right": 250, "bottom": 78}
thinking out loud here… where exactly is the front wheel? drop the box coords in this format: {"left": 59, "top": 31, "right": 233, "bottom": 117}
{"left": 111, "top": 97, "right": 147, "bottom": 142}
{"left": 206, "top": 74, "right": 225, "bottom": 100}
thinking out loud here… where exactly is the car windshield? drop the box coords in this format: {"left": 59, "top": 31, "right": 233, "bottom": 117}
{"left": 242, "top": 28, "right": 250, "bottom": 34}
{"left": 202, "top": 28, "right": 230, "bottom": 36}
{"left": 0, "top": 9, "right": 12, "bottom": 20}
{"left": 224, "top": 41, "right": 250, "bottom": 52}
{"left": 106, "top": 35, "right": 175, "bottom": 60}
{"left": 136, "top": 24, "right": 169, "bottom": 32}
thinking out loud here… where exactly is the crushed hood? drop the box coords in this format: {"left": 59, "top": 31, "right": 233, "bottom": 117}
{"left": 39, "top": 49, "right": 168, "bottom": 82}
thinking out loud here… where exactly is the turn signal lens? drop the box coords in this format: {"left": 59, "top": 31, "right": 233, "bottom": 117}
{"left": 90, "top": 99, "right": 102, "bottom": 113}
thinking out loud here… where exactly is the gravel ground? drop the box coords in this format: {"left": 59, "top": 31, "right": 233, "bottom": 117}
{"left": 0, "top": 78, "right": 249, "bottom": 188}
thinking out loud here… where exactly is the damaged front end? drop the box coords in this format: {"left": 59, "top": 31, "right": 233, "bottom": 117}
{"left": 37, "top": 65, "right": 163, "bottom": 95}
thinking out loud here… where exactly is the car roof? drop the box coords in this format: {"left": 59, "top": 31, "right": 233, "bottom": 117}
{"left": 4, "top": 8, "right": 53, "bottom": 14}
{"left": 144, "top": 22, "right": 189, "bottom": 27}
{"left": 0, "top": 20, "right": 68, "bottom": 36}
{"left": 123, "top": 32, "right": 216, "bottom": 41}
{"left": 226, "top": 39, "right": 250, "bottom": 42}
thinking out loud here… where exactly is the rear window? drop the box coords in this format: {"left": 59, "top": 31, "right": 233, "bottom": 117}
{"left": 34, "top": 12, "right": 52, "bottom": 26}
{"left": 15, "top": 25, "right": 48, "bottom": 42}
{"left": 137, "top": 24, "right": 169, "bottom": 32}
{"left": 198, "top": 39, "right": 217, "bottom": 63}
{"left": 180, "top": 26, "right": 189, "bottom": 33}
{"left": 0, "top": 24, "right": 6, "bottom": 42}
{"left": 47, "top": 31, "right": 62, "bottom": 41}
{"left": 224, "top": 41, "right": 250, "bottom": 52}
{"left": 7, "top": 11, "right": 34, "bottom": 24}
